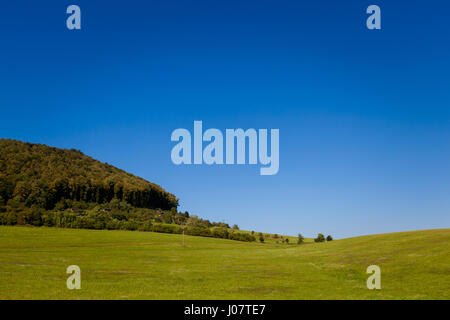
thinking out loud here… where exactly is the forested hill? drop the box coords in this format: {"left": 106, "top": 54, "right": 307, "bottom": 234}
{"left": 0, "top": 139, "right": 178, "bottom": 210}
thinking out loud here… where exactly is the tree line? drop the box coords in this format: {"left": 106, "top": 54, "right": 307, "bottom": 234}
{"left": 0, "top": 198, "right": 256, "bottom": 242}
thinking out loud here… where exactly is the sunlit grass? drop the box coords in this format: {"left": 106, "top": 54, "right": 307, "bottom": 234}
{"left": 0, "top": 226, "right": 448, "bottom": 299}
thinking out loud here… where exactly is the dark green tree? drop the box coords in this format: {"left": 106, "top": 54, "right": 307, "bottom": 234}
{"left": 314, "top": 233, "right": 325, "bottom": 242}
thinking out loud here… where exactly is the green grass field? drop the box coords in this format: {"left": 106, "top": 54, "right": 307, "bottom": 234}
{"left": 0, "top": 226, "right": 448, "bottom": 299}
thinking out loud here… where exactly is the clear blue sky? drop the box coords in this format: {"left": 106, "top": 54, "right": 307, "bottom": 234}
{"left": 1, "top": 1, "right": 449, "bottom": 238}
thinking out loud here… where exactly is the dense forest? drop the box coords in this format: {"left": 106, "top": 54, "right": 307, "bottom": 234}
{"left": 0, "top": 139, "right": 255, "bottom": 242}
{"left": 0, "top": 139, "right": 178, "bottom": 210}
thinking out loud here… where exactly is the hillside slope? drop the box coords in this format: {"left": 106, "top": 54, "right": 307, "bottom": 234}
{"left": 0, "top": 139, "right": 256, "bottom": 242}
{"left": 0, "top": 139, "right": 178, "bottom": 210}
{"left": 0, "top": 226, "right": 448, "bottom": 299}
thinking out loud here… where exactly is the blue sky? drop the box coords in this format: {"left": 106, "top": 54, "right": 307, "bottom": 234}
{"left": 1, "top": 1, "right": 449, "bottom": 238}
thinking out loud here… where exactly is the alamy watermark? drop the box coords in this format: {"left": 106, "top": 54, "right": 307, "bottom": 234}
{"left": 366, "top": 5, "right": 381, "bottom": 30}
{"left": 366, "top": 265, "right": 381, "bottom": 289}
{"left": 66, "top": 5, "right": 81, "bottom": 30}
{"left": 65, "top": 4, "right": 380, "bottom": 31}
{"left": 171, "top": 121, "right": 279, "bottom": 175}
{"left": 66, "top": 265, "right": 81, "bottom": 289}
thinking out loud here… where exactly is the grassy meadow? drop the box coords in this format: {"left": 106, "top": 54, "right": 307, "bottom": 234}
{"left": 0, "top": 225, "right": 448, "bottom": 299}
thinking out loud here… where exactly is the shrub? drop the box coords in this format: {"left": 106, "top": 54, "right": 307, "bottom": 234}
{"left": 138, "top": 221, "right": 153, "bottom": 232}
{"left": 186, "top": 226, "right": 212, "bottom": 237}
{"left": 259, "top": 235, "right": 264, "bottom": 243}
{"left": 106, "top": 219, "right": 120, "bottom": 230}
{"left": 152, "top": 223, "right": 182, "bottom": 234}
{"left": 212, "top": 227, "right": 229, "bottom": 239}
{"left": 0, "top": 211, "right": 17, "bottom": 225}
{"left": 24, "top": 206, "right": 43, "bottom": 226}
{"left": 123, "top": 221, "right": 139, "bottom": 231}
{"left": 297, "top": 233, "right": 304, "bottom": 244}
{"left": 228, "top": 232, "right": 255, "bottom": 242}
{"left": 326, "top": 235, "right": 333, "bottom": 241}
{"left": 314, "top": 233, "right": 325, "bottom": 243}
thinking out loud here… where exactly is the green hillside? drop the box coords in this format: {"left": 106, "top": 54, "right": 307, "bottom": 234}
{"left": 0, "top": 139, "right": 178, "bottom": 210}
{"left": 0, "top": 226, "right": 448, "bottom": 299}
{"left": 0, "top": 139, "right": 261, "bottom": 243}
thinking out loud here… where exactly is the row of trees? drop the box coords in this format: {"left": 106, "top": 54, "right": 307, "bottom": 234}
{"left": 0, "top": 205, "right": 255, "bottom": 243}
{"left": 257, "top": 233, "right": 334, "bottom": 245}
{"left": 0, "top": 197, "right": 332, "bottom": 245}
{"left": 313, "top": 233, "right": 333, "bottom": 242}
{"left": 6, "top": 178, "right": 178, "bottom": 211}
{"left": 250, "top": 232, "right": 335, "bottom": 244}
{"left": 297, "top": 233, "right": 333, "bottom": 244}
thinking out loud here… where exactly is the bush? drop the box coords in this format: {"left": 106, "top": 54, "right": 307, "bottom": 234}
{"left": 0, "top": 211, "right": 17, "bottom": 225}
{"left": 326, "top": 235, "right": 333, "bottom": 241}
{"left": 228, "top": 232, "right": 255, "bottom": 242}
{"left": 123, "top": 221, "right": 139, "bottom": 231}
{"left": 212, "top": 227, "right": 229, "bottom": 239}
{"left": 297, "top": 233, "right": 304, "bottom": 244}
{"left": 138, "top": 221, "right": 153, "bottom": 232}
{"left": 186, "top": 226, "right": 212, "bottom": 237}
{"left": 106, "top": 219, "right": 120, "bottom": 230}
{"left": 152, "top": 223, "right": 182, "bottom": 234}
{"left": 314, "top": 233, "right": 325, "bottom": 243}
{"left": 259, "top": 235, "right": 264, "bottom": 243}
